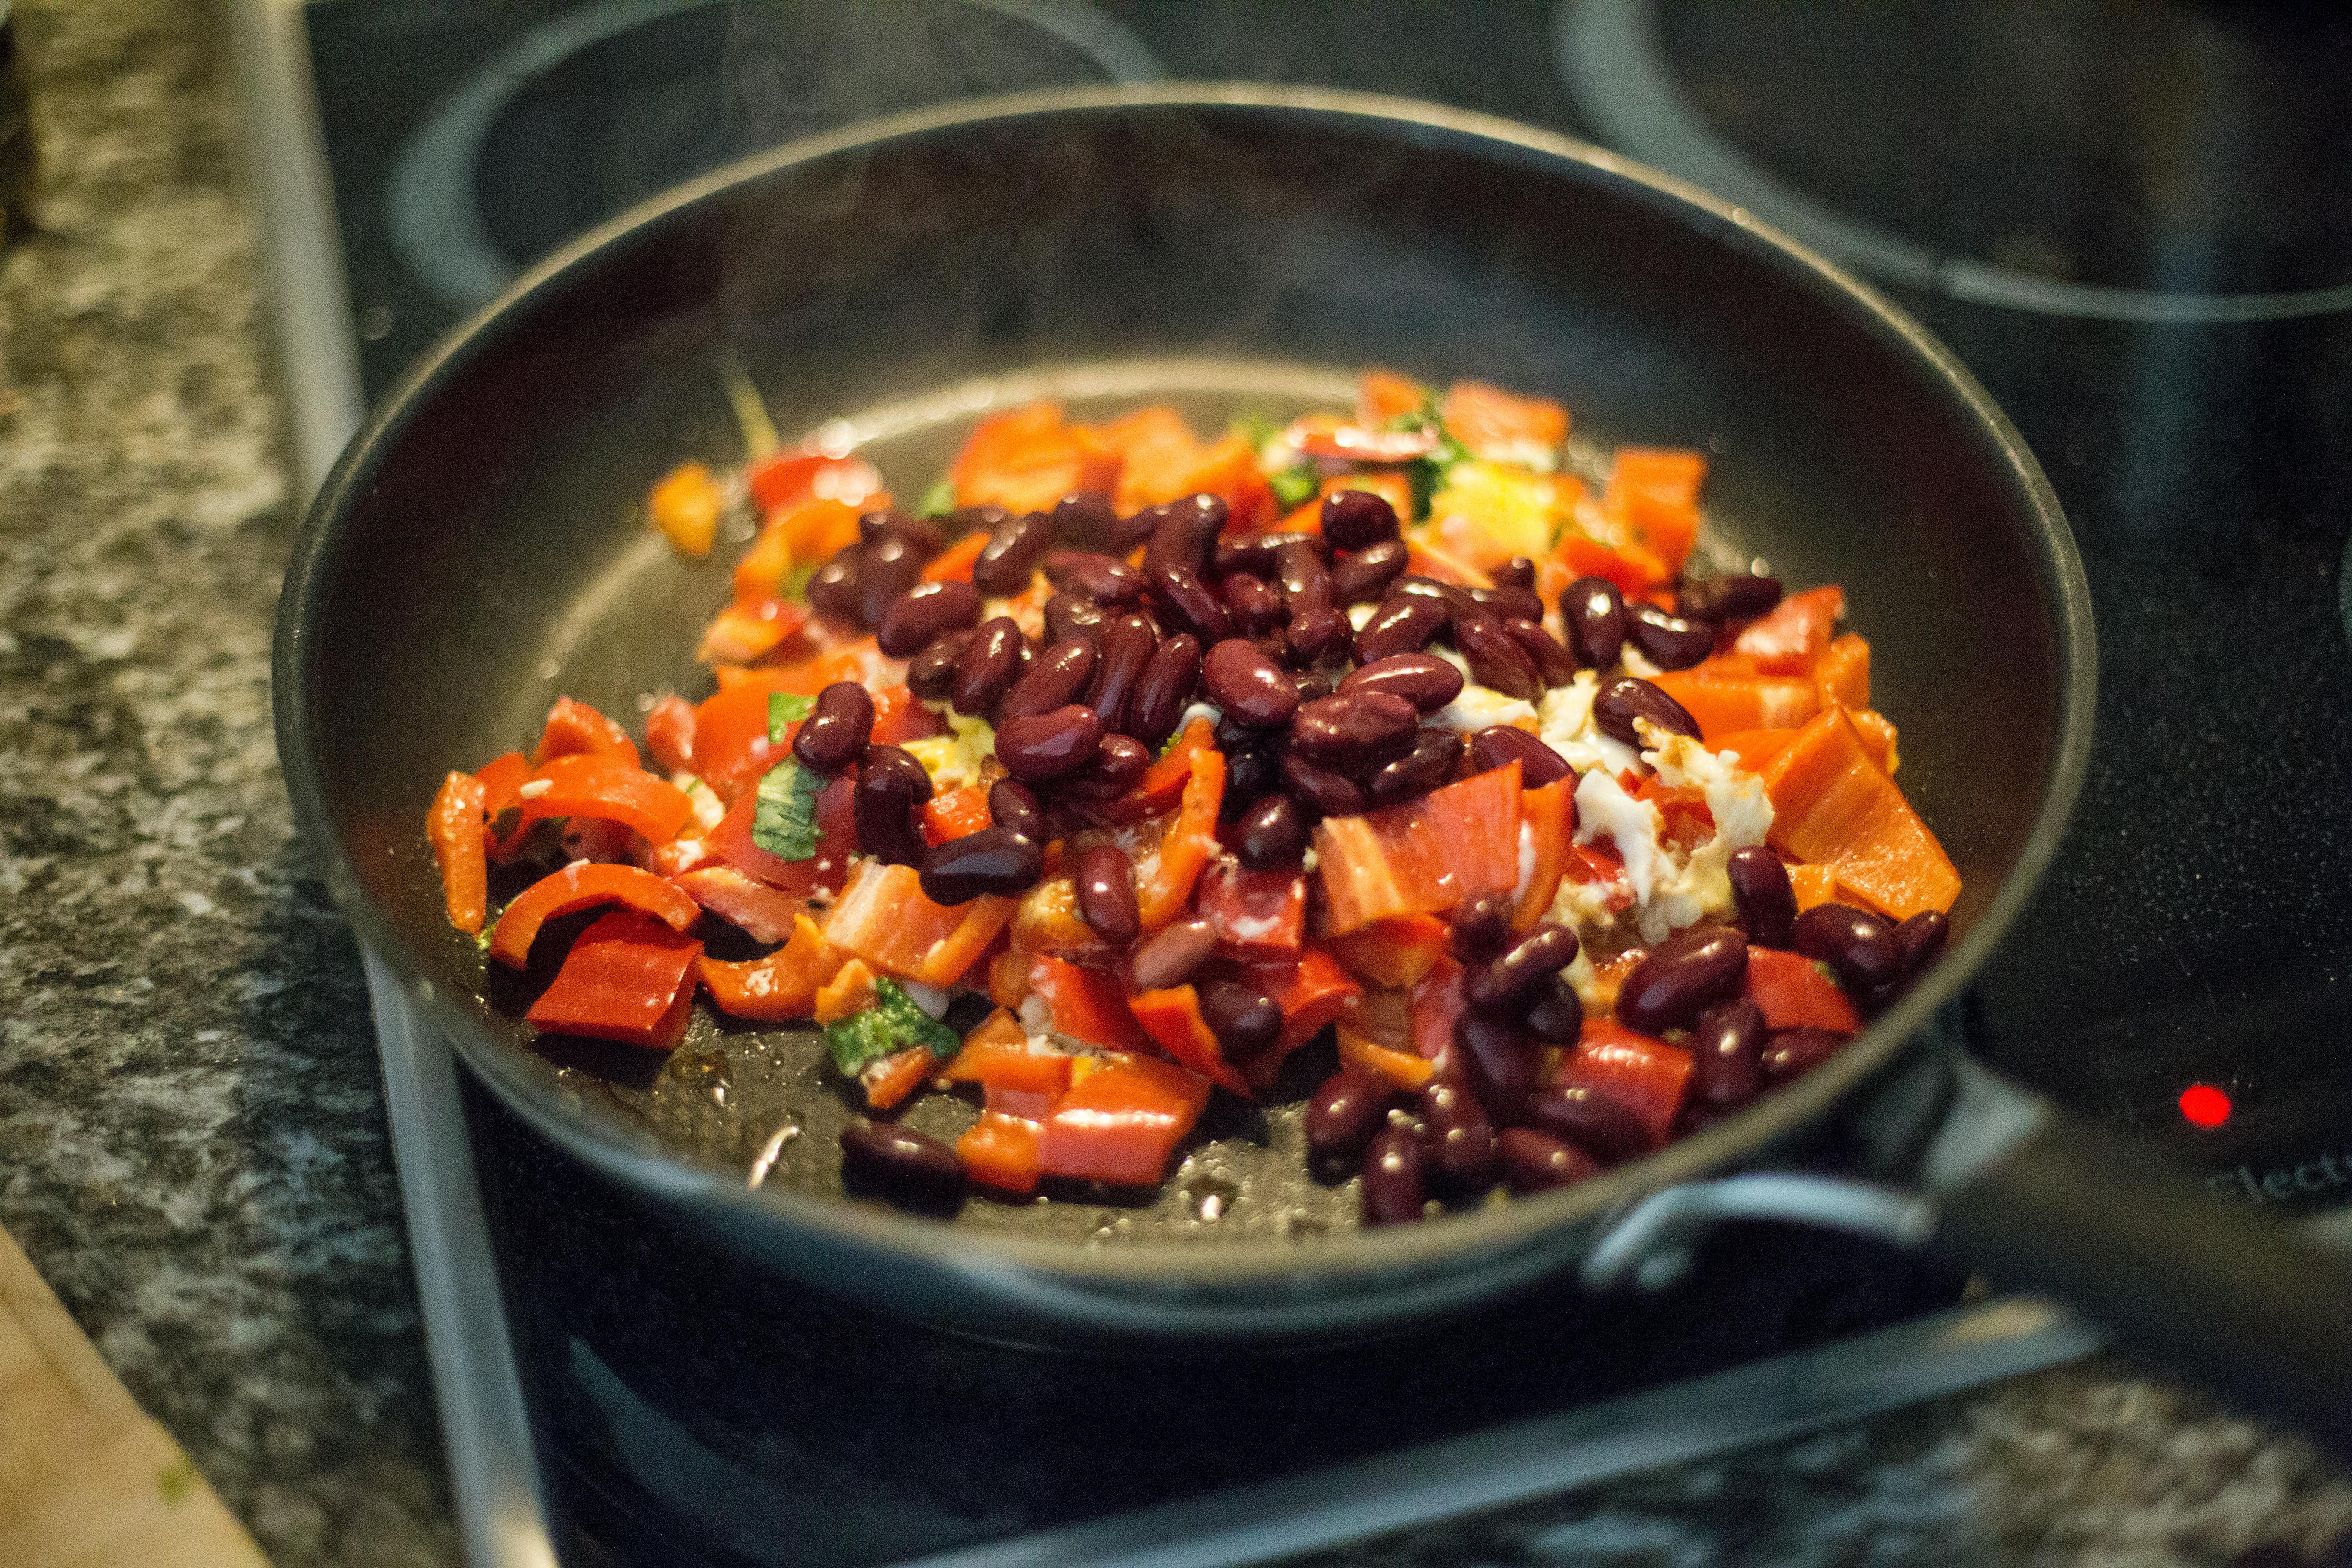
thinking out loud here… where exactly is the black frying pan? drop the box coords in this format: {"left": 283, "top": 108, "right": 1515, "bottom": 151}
{"left": 274, "top": 88, "right": 2352, "bottom": 1452}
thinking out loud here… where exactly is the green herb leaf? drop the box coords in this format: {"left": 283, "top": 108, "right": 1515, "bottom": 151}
{"left": 781, "top": 559, "right": 818, "bottom": 603}
{"left": 917, "top": 477, "right": 957, "bottom": 517}
{"left": 750, "top": 757, "right": 824, "bottom": 861}
{"left": 767, "top": 690, "right": 814, "bottom": 743}
{"left": 822, "top": 976, "right": 962, "bottom": 1075}
{"left": 1406, "top": 432, "right": 1470, "bottom": 522}
{"left": 1268, "top": 464, "right": 1318, "bottom": 508}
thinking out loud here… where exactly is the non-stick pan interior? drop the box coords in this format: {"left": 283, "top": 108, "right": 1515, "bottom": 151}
{"left": 282, "top": 93, "right": 2080, "bottom": 1277}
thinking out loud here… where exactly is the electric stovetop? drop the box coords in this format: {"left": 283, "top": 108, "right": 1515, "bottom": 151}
{"left": 240, "top": 3, "right": 2352, "bottom": 1564}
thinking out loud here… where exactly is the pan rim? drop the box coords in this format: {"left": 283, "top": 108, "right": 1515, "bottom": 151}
{"left": 273, "top": 83, "right": 2095, "bottom": 1323}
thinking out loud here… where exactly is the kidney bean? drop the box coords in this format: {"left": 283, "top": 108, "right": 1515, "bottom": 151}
{"left": 1220, "top": 742, "right": 1284, "bottom": 818}
{"left": 1198, "top": 980, "right": 1281, "bottom": 1059}
{"left": 1491, "top": 556, "right": 1537, "bottom": 591}
{"left": 1052, "top": 490, "right": 1120, "bottom": 548}
{"left": 1306, "top": 1063, "right": 1398, "bottom": 1161}
{"left": 1237, "top": 794, "right": 1308, "bottom": 870}
{"left": 1280, "top": 751, "right": 1368, "bottom": 817}
{"left": 919, "top": 825, "right": 1045, "bottom": 905}
{"left": 1470, "top": 584, "right": 1546, "bottom": 625}
{"left": 806, "top": 548, "right": 862, "bottom": 623}
{"left": 952, "top": 616, "right": 1026, "bottom": 717}
{"left": 1393, "top": 575, "right": 1471, "bottom": 614}
{"left": 1452, "top": 612, "right": 1542, "bottom": 700}
{"left": 876, "top": 579, "right": 981, "bottom": 657}
{"left": 1593, "top": 675, "right": 1702, "bottom": 747}
{"left": 1043, "top": 550, "right": 1145, "bottom": 608}
{"left": 1626, "top": 602, "right": 1716, "bottom": 670}
{"left": 1361, "top": 1125, "right": 1429, "bottom": 1226}
{"left": 1341, "top": 653, "right": 1462, "bottom": 714}
{"left": 1419, "top": 1075, "right": 1498, "bottom": 1191}
{"left": 1523, "top": 1084, "right": 1652, "bottom": 1164}
{"left": 971, "top": 509, "right": 1050, "bottom": 595}
{"left": 906, "top": 629, "right": 971, "bottom": 702}
{"left": 1142, "top": 493, "right": 1226, "bottom": 579}
{"left": 1295, "top": 672, "right": 1338, "bottom": 707}
{"left": 1044, "top": 591, "right": 1110, "bottom": 643}
{"left": 1148, "top": 564, "right": 1232, "bottom": 646}
{"left": 792, "top": 680, "right": 874, "bottom": 774}
{"left": 840, "top": 1118, "right": 963, "bottom": 1206}
{"left": 1562, "top": 576, "right": 1628, "bottom": 669}
{"left": 1060, "top": 733, "right": 1152, "bottom": 802}
{"left": 1071, "top": 843, "right": 1140, "bottom": 944}
{"left": 1678, "top": 572, "right": 1782, "bottom": 624}
{"left": 1329, "top": 538, "right": 1409, "bottom": 605}
{"left": 854, "top": 745, "right": 933, "bottom": 867}
{"left": 1793, "top": 902, "right": 1903, "bottom": 992}
{"left": 1125, "top": 634, "right": 1201, "bottom": 749}
{"left": 1367, "top": 728, "right": 1462, "bottom": 806}
{"left": 1762, "top": 1025, "right": 1850, "bottom": 1082}
{"left": 858, "top": 508, "right": 944, "bottom": 558}
{"left": 1351, "top": 594, "right": 1448, "bottom": 663}
{"left": 1220, "top": 572, "right": 1286, "bottom": 635}
{"left": 1201, "top": 638, "right": 1299, "bottom": 729}
{"left": 1522, "top": 977, "right": 1585, "bottom": 1044}
{"left": 1215, "top": 530, "right": 1324, "bottom": 577}
{"left": 1504, "top": 618, "right": 1579, "bottom": 689}
{"left": 1466, "top": 724, "right": 1571, "bottom": 788}
{"left": 1690, "top": 997, "right": 1766, "bottom": 1108}
{"left": 1084, "top": 614, "right": 1157, "bottom": 732}
{"left": 1294, "top": 609, "right": 1358, "bottom": 668}
{"left": 855, "top": 536, "right": 925, "bottom": 628}
{"left": 1727, "top": 845, "right": 1798, "bottom": 948}
{"left": 1617, "top": 924, "right": 1749, "bottom": 1035}
{"left": 1452, "top": 1011, "right": 1539, "bottom": 1122}
{"left": 1449, "top": 893, "right": 1515, "bottom": 964}
{"left": 1498, "top": 1128, "right": 1600, "bottom": 1194}
{"left": 1467, "top": 924, "right": 1582, "bottom": 1013}
{"left": 1320, "top": 488, "right": 1401, "bottom": 549}
{"left": 1895, "top": 910, "right": 1950, "bottom": 979}
{"left": 991, "top": 636, "right": 1093, "bottom": 724}
{"left": 946, "top": 503, "right": 1012, "bottom": 534}
{"left": 1291, "top": 691, "right": 1418, "bottom": 767}
{"left": 1122, "top": 919, "right": 1210, "bottom": 992}
{"left": 1274, "top": 538, "right": 1333, "bottom": 614}
{"left": 988, "top": 777, "right": 1044, "bottom": 843}
{"left": 1112, "top": 499, "right": 1168, "bottom": 550}
{"left": 995, "top": 704, "right": 1104, "bottom": 781}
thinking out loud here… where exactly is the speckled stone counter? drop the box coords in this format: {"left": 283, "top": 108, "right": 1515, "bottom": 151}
{"left": 1, "top": 5, "right": 2349, "bottom": 1566}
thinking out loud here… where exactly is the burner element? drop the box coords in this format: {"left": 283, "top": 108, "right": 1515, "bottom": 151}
{"left": 2179, "top": 1084, "right": 2232, "bottom": 1130}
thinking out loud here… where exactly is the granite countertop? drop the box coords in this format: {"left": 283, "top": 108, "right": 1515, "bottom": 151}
{"left": 3, "top": 4, "right": 2351, "bottom": 1566}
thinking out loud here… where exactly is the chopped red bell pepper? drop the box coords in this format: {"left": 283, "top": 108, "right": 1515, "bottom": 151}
{"left": 487, "top": 861, "right": 702, "bottom": 969}
{"left": 1315, "top": 761, "right": 1523, "bottom": 934}
{"left": 1036, "top": 1053, "right": 1213, "bottom": 1185}
{"left": 428, "top": 770, "right": 489, "bottom": 935}
{"left": 524, "top": 911, "right": 703, "bottom": 1050}
{"left": 1742, "top": 946, "right": 1861, "bottom": 1034}
{"left": 1134, "top": 747, "right": 1226, "bottom": 931}
{"left": 1408, "top": 953, "right": 1468, "bottom": 1062}
{"left": 1323, "top": 913, "right": 1450, "bottom": 989}
{"left": 959, "top": 1111, "right": 1045, "bottom": 1194}
{"left": 1513, "top": 778, "right": 1575, "bottom": 931}
{"left": 825, "top": 859, "right": 1016, "bottom": 986}
{"left": 501, "top": 753, "right": 697, "bottom": 848}
{"left": 1128, "top": 984, "right": 1254, "bottom": 1097}
{"left": 918, "top": 529, "right": 990, "bottom": 585}
{"left": 474, "top": 750, "right": 530, "bottom": 824}
{"left": 695, "top": 913, "right": 842, "bottom": 1021}
{"left": 747, "top": 450, "right": 882, "bottom": 514}
{"left": 1099, "top": 717, "right": 1213, "bottom": 824}
{"left": 1026, "top": 954, "right": 1152, "bottom": 1052}
{"left": 867, "top": 684, "right": 945, "bottom": 747}
{"left": 703, "top": 769, "right": 856, "bottom": 899}
{"left": 1238, "top": 948, "right": 1364, "bottom": 1086}
{"left": 921, "top": 785, "right": 994, "bottom": 846}
{"left": 644, "top": 695, "right": 697, "bottom": 775}
{"left": 670, "top": 864, "right": 807, "bottom": 944}
{"left": 1337, "top": 1024, "right": 1438, "bottom": 1092}
{"left": 531, "top": 696, "right": 641, "bottom": 768}
{"left": 859, "top": 1047, "right": 935, "bottom": 1112}
{"left": 1195, "top": 861, "right": 1305, "bottom": 960}
{"left": 690, "top": 676, "right": 799, "bottom": 804}
{"left": 1732, "top": 585, "right": 1844, "bottom": 675}
{"left": 1561, "top": 1018, "right": 1693, "bottom": 1145}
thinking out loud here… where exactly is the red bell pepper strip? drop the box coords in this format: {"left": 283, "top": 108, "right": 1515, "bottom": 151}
{"left": 1742, "top": 946, "right": 1861, "bottom": 1034}
{"left": 474, "top": 750, "right": 531, "bottom": 829}
{"left": 1513, "top": 778, "right": 1575, "bottom": 931}
{"left": 918, "top": 529, "right": 990, "bottom": 585}
{"left": 1036, "top": 1053, "right": 1213, "bottom": 1186}
{"left": 1134, "top": 747, "right": 1226, "bottom": 931}
{"left": 1128, "top": 985, "right": 1254, "bottom": 1097}
{"left": 867, "top": 683, "right": 945, "bottom": 747}
{"left": 1323, "top": 913, "right": 1450, "bottom": 989}
{"left": 488, "top": 861, "right": 701, "bottom": 968}
{"left": 428, "top": 770, "right": 490, "bottom": 934}
{"left": 943, "top": 1014, "right": 1076, "bottom": 1118}
{"left": 1099, "top": 717, "right": 1214, "bottom": 824}
{"left": 747, "top": 450, "right": 882, "bottom": 514}
{"left": 530, "top": 695, "right": 641, "bottom": 768}
{"left": 1315, "top": 761, "right": 1522, "bottom": 935}
{"left": 524, "top": 911, "right": 703, "bottom": 1050}
{"left": 1441, "top": 380, "right": 1568, "bottom": 460}
{"left": 1561, "top": 1018, "right": 1693, "bottom": 1145}
{"left": 690, "top": 676, "right": 799, "bottom": 804}
{"left": 695, "top": 913, "right": 842, "bottom": 1021}
{"left": 921, "top": 785, "right": 994, "bottom": 846}
{"left": 703, "top": 770, "right": 856, "bottom": 898}
{"left": 1337, "top": 1024, "right": 1438, "bottom": 1092}
{"left": 1026, "top": 954, "right": 1152, "bottom": 1052}
{"left": 1238, "top": 948, "right": 1364, "bottom": 1087}
{"left": 501, "top": 753, "right": 697, "bottom": 848}
{"left": 669, "top": 864, "right": 807, "bottom": 945}
{"left": 950, "top": 403, "right": 1123, "bottom": 516}
{"left": 1732, "top": 584, "right": 1844, "bottom": 675}
{"left": 824, "top": 860, "right": 1016, "bottom": 987}
{"left": 959, "top": 1111, "right": 1045, "bottom": 1194}
{"left": 860, "top": 1047, "right": 935, "bottom": 1112}
{"left": 644, "top": 695, "right": 697, "bottom": 775}
{"left": 1409, "top": 955, "right": 1468, "bottom": 1062}
{"left": 1195, "top": 861, "right": 1305, "bottom": 961}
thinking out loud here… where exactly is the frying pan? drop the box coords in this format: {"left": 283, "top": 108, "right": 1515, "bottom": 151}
{"left": 274, "top": 87, "right": 2352, "bottom": 1452}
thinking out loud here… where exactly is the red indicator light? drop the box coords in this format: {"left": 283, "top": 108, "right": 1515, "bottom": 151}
{"left": 2178, "top": 1084, "right": 2232, "bottom": 1130}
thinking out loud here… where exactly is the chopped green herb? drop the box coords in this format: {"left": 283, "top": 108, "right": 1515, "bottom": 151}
{"left": 917, "top": 477, "right": 957, "bottom": 517}
{"left": 1407, "top": 431, "right": 1470, "bottom": 521}
{"left": 822, "top": 976, "right": 961, "bottom": 1075}
{"left": 1268, "top": 464, "right": 1318, "bottom": 508}
{"left": 767, "top": 690, "right": 814, "bottom": 743}
{"left": 781, "top": 559, "right": 818, "bottom": 602}
{"left": 1231, "top": 413, "right": 1281, "bottom": 449}
{"left": 750, "top": 757, "right": 824, "bottom": 861}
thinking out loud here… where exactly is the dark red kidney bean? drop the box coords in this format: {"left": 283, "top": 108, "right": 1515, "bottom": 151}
{"left": 1220, "top": 742, "right": 1283, "bottom": 818}
{"left": 1198, "top": 980, "right": 1281, "bottom": 1059}
{"left": 1617, "top": 924, "right": 1749, "bottom": 1035}
{"left": 1470, "top": 584, "right": 1547, "bottom": 625}
{"left": 946, "top": 503, "right": 1012, "bottom": 535}
{"left": 1052, "top": 490, "right": 1120, "bottom": 548}
{"left": 1449, "top": 894, "right": 1515, "bottom": 964}
{"left": 792, "top": 680, "right": 874, "bottom": 774}
{"left": 1320, "top": 488, "right": 1401, "bottom": 549}
{"left": 998, "top": 636, "right": 1099, "bottom": 722}
{"left": 1221, "top": 572, "right": 1287, "bottom": 634}
{"left": 952, "top": 616, "right": 1026, "bottom": 717}
{"left": 1521, "top": 977, "right": 1585, "bottom": 1044}
{"left": 1352, "top": 594, "right": 1448, "bottom": 663}
{"left": 1361, "top": 1125, "right": 1429, "bottom": 1226}
{"left": 971, "top": 509, "right": 1050, "bottom": 595}
{"left": 1727, "top": 845, "right": 1798, "bottom": 948}
{"left": 1286, "top": 608, "right": 1353, "bottom": 667}
{"left": 1274, "top": 539, "right": 1333, "bottom": 616}
{"left": 1690, "top": 998, "right": 1766, "bottom": 1108}
{"left": 1060, "top": 733, "right": 1152, "bottom": 803}
{"left": 1453, "top": 1011, "right": 1539, "bottom": 1122}
{"left": 1678, "top": 573, "right": 1782, "bottom": 624}
{"left": 1593, "top": 675, "right": 1702, "bottom": 746}
{"left": 1293, "top": 669, "right": 1336, "bottom": 704}
{"left": 988, "top": 777, "right": 1044, "bottom": 843}
{"left": 1130, "top": 918, "right": 1215, "bottom": 990}
{"left": 1762, "top": 1025, "right": 1850, "bottom": 1083}
{"left": 1626, "top": 602, "right": 1716, "bottom": 670}
{"left": 919, "top": 825, "right": 1045, "bottom": 904}
{"left": 1503, "top": 618, "right": 1579, "bottom": 689}
{"left": 805, "top": 548, "right": 862, "bottom": 623}
{"left": 1147, "top": 563, "right": 1232, "bottom": 646}
{"left": 1341, "top": 653, "right": 1463, "bottom": 714}
{"left": 1392, "top": 575, "right": 1471, "bottom": 614}
{"left": 840, "top": 1118, "right": 963, "bottom": 1205}
{"left": 1043, "top": 550, "right": 1146, "bottom": 607}
{"left": 1452, "top": 613, "right": 1542, "bottom": 700}
{"left": 1201, "top": 638, "right": 1299, "bottom": 728}
{"left": 906, "top": 629, "right": 971, "bottom": 702}
{"left": 1329, "top": 538, "right": 1409, "bottom": 604}
{"left": 858, "top": 508, "right": 944, "bottom": 558}
{"left": 1213, "top": 530, "right": 1324, "bottom": 578}
{"left": 1306, "top": 1063, "right": 1399, "bottom": 1160}
{"left": 1467, "top": 924, "right": 1583, "bottom": 1013}
{"left": 1793, "top": 902, "right": 1903, "bottom": 992}
{"left": 1498, "top": 1128, "right": 1600, "bottom": 1194}
{"left": 1072, "top": 842, "right": 1141, "bottom": 944}
{"left": 1562, "top": 575, "right": 1627, "bottom": 669}
{"left": 1491, "top": 556, "right": 1537, "bottom": 591}
{"left": 1237, "top": 793, "right": 1308, "bottom": 870}
{"left": 1112, "top": 499, "right": 1168, "bottom": 550}
{"left": 854, "top": 746, "right": 932, "bottom": 867}
{"left": 1084, "top": 614, "right": 1157, "bottom": 732}
{"left": 1043, "top": 591, "right": 1110, "bottom": 643}
{"left": 1894, "top": 910, "right": 1950, "bottom": 979}
{"left": 1419, "top": 1075, "right": 1498, "bottom": 1191}
{"left": 994, "top": 704, "right": 1104, "bottom": 781}
{"left": 1142, "top": 493, "right": 1226, "bottom": 579}
{"left": 856, "top": 536, "right": 924, "bottom": 628}
{"left": 1125, "top": 634, "right": 1201, "bottom": 749}
{"left": 1291, "top": 691, "right": 1418, "bottom": 766}
{"left": 1466, "top": 724, "right": 1571, "bottom": 788}
{"left": 1367, "top": 727, "right": 1462, "bottom": 806}
{"left": 1281, "top": 751, "right": 1368, "bottom": 817}
{"left": 1524, "top": 1084, "right": 1653, "bottom": 1164}
{"left": 876, "top": 579, "right": 981, "bottom": 657}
